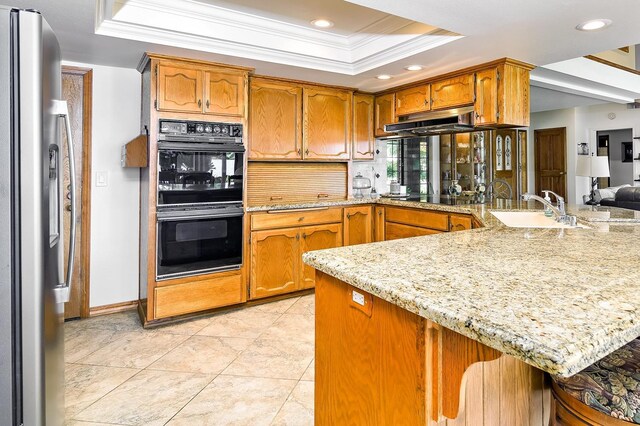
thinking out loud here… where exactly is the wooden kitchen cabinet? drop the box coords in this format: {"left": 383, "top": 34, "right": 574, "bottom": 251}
{"left": 343, "top": 206, "right": 373, "bottom": 246}
{"left": 204, "top": 70, "right": 245, "bottom": 116}
{"left": 374, "top": 206, "right": 385, "bottom": 241}
{"left": 250, "top": 228, "right": 299, "bottom": 299}
{"left": 156, "top": 60, "right": 247, "bottom": 116}
{"left": 396, "top": 85, "right": 431, "bottom": 116}
{"left": 474, "top": 68, "right": 498, "bottom": 125}
{"left": 156, "top": 63, "right": 203, "bottom": 113}
{"left": 300, "top": 223, "right": 343, "bottom": 289}
{"left": 303, "top": 86, "right": 352, "bottom": 160}
{"left": 430, "top": 73, "right": 475, "bottom": 110}
{"left": 249, "top": 78, "right": 303, "bottom": 159}
{"left": 385, "top": 222, "right": 440, "bottom": 241}
{"left": 374, "top": 93, "right": 396, "bottom": 137}
{"left": 352, "top": 94, "right": 375, "bottom": 160}
{"left": 449, "top": 214, "right": 473, "bottom": 232}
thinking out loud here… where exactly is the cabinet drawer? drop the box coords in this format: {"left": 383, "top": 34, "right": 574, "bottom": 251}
{"left": 154, "top": 273, "right": 244, "bottom": 319}
{"left": 251, "top": 208, "right": 343, "bottom": 230}
{"left": 385, "top": 222, "right": 441, "bottom": 241}
{"left": 385, "top": 207, "right": 449, "bottom": 231}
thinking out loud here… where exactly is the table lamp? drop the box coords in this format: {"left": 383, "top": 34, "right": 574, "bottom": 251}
{"left": 576, "top": 153, "right": 610, "bottom": 204}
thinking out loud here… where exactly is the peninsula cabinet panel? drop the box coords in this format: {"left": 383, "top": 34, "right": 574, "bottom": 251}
{"left": 474, "top": 68, "right": 498, "bottom": 125}
{"left": 352, "top": 94, "right": 375, "bottom": 160}
{"left": 385, "top": 222, "right": 440, "bottom": 241}
{"left": 431, "top": 73, "right": 475, "bottom": 110}
{"left": 343, "top": 206, "right": 373, "bottom": 246}
{"left": 204, "top": 70, "right": 244, "bottom": 116}
{"left": 249, "top": 78, "right": 302, "bottom": 159}
{"left": 156, "top": 64, "right": 203, "bottom": 113}
{"left": 385, "top": 207, "right": 449, "bottom": 232}
{"left": 250, "top": 228, "right": 299, "bottom": 299}
{"left": 374, "top": 93, "right": 396, "bottom": 137}
{"left": 303, "top": 87, "right": 352, "bottom": 160}
{"left": 396, "top": 85, "right": 431, "bottom": 116}
{"left": 449, "top": 214, "right": 473, "bottom": 232}
{"left": 300, "top": 223, "right": 343, "bottom": 289}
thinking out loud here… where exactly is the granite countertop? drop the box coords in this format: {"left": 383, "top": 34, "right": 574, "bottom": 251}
{"left": 301, "top": 198, "right": 640, "bottom": 377}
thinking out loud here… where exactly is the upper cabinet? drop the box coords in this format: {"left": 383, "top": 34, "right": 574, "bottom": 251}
{"left": 374, "top": 93, "right": 396, "bottom": 137}
{"left": 249, "top": 78, "right": 303, "bottom": 159}
{"left": 353, "top": 94, "right": 375, "bottom": 160}
{"left": 396, "top": 85, "right": 431, "bottom": 116}
{"left": 474, "top": 61, "right": 531, "bottom": 127}
{"left": 474, "top": 68, "right": 498, "bottom": 125}
{"left": 154, "top": 58, "right": 248, "bottom": 117}
{"left": 303, "top": 87, "right": 352, "bottom": 160}
{"left": 431, "top": 74, "right": 475, "bottom": 110}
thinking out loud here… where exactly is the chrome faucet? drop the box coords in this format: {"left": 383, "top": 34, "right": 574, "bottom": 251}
{"left": 521, "top": 193, "right": 577, "bottom": 225}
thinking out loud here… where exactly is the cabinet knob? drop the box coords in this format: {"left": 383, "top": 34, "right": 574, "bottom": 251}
{"left": 198, "top": 99, "right": 202, "bottom": 108}
{"left": 317, "top": 193, "right": 329, "bottom": 198}
{"left": 302, "top": 233, "right": 307, "bottom": 239}
{"left": 378, "top": 210, "right": 382, "bottom": 216}
{"left": 296, "top": 234, "right": 300, "bottom": 240}
{"left": 346, "top": 213, "right": 351, "bottom": 219}
{"left": 305, "top": 149, "right": 309, "bottom": 156}
{"left": 475, "top": 112, "right": 480, "bottom": 120}
{"left": 424, "top": 99, "right": 428, "bottom": 106}
{"left": 297, "top": 148, "right": 301, "bottom": 155}
{"left": 206, "top": 100, "right": 210, "bottom": 109}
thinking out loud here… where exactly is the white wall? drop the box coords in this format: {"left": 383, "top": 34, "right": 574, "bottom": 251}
{"left": 64, "top": 61, "right": 141, "bottom": 308}
{"left": 529, "top": 103, "right": 640, "bottom": 205}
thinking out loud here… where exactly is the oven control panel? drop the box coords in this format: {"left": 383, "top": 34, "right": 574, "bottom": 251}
{"left": 159, "top": 120, "right": 243, "bottom": 137}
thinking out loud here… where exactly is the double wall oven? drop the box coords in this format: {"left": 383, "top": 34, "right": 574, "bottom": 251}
{"left": 156, "top": 119, "right": 245, "bottom": 280}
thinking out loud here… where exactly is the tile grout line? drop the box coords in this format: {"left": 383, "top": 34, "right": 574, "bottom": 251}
{"left": 161, "top": 372, "right": 221, "bottom": 425}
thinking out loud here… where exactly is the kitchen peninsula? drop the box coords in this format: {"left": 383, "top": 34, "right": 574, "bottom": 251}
{"left": 303, "top": 201, "right": 640, "bottom": 424}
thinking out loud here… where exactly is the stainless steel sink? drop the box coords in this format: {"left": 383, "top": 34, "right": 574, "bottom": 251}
{"left": 490, "top": 211, "right": 587, "bottom": 229}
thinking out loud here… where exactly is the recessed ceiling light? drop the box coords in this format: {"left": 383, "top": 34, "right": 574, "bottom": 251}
{"left": 576, "top": 19, "right": 612, "bottom": 31}
{"left": 311, "top": 19, "right": 334, "bottom": 28}
{"left": 405, "top": 65, "right": 423, "bottom": 71}
{"left": 376, "top": 74, "right": 392, "bottom": 80}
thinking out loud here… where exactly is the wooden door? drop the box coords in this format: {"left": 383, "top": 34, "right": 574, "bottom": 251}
{"left": 249, "top": 78, "right": 303, "bottom": 159}
{"left": 493, "top": 129, "right": 518, "bottom": 200}
{"left": 475, "top": 68, "right": 498, "bottom": 125}
{"left": 374, "top": 93, "right": 396, "bottom": 137}
{"left": 250, "top": 228, "right": 299, "bottom": 299}
{"left": 303, "top": 87, "right": 351, "bottom": 160}
{"left": 204, "top": 70, "right": 244, "bottom": 116}
{"left": 518, "top": 130, "right": 528, "bottom": 196}
{"left": 396, "top": 85, "right": 431, "bottom": 116}
{"left": 534, "top": 128, "right": 567, "bottom": 199}
{"left": 431, "top": 74, "right": 475, "bottom": 110}
{"left": 62, "top": 67, "right": 92, "bottom": 319}
{"left": 374, "top": 206, "right": 385, "bottom": 242}
{"left": 300, "top": 223, "right": 343, "bottom": 289}
{"left": 156, "top": 63, "right": 203, "bottom": 113}
{"left": 352, "top": 94, "right": 375, "bottom": 160}
{"left": 343, "top": 206, "right": 372, "bottom": 246}
{"left": 385, "top": 223, "right": 440, "bottom": 241}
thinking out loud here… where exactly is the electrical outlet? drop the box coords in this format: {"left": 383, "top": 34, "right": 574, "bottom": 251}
{"left": 352, "top": 290, "right": 365, "bottom": 306}
{"left": 96, "top": 171, "right": 108, "bottom": 187}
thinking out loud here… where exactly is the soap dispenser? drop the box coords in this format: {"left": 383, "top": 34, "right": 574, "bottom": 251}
{"left": 542, "top": 191, "right": 553, "bottom": 217}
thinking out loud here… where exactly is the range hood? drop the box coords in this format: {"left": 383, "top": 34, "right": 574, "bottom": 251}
{"left": 384, "top": 106, "right": 475, "bottom": 136}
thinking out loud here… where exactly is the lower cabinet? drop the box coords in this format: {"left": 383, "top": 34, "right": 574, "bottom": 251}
{"left": 250, "top": 221, "right": 342, "bottom": 299}
{"left": 343, "top": 206, "right": 372, "bottom": 246}
{"left": 385, "top": 222, "right": 440, "bottom": 241}
{"left": 449, "top": 214, "right": 473, "bottom": 232}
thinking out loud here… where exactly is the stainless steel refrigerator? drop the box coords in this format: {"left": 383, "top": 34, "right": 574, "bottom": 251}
{"left": 0, "top": 6, "right": 76, "bottom": 426}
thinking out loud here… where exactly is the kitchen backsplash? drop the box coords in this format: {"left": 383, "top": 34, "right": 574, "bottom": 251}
{"left": 352, "top": 139, "right": 388, "bottom": 195}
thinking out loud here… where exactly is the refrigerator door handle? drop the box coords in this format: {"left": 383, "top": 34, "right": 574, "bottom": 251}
{"left": 52, "top": 100, "right": 76, "bottom": 304}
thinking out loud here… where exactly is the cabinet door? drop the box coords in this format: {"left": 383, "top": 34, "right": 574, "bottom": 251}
{"left": 204, "top": 70, "right": 245, "bottom": 116}
{"left": 343, "top": 206, "right": 372, "bottom": 246}
{"left": 249, "top": 79, "right": 303, "bottom": 159}
{"left": 374, "top": 93, "right": 396, "bottom": 137}
{"left": 250, "top": 228, "right": 299, "bottom": 299}
{"left": 385, "top": 222, "right": 440, "bottom": 241}
{"left": 300, "top": 223, "right": 343, "bottom": 289}
{"left": 303, "top": 87, "right": 351, "bottom": 160}
{"left": 157, "top": 64, "right": 203, "bottom": 113}
{"left": 431, "top": 74, "right": 475, "bottom": 110}
{"left": 396, "top": 85, "right": 431, "bottom": 116}
{"left": 374, "top": 206, "right": 385, "bottom": 242}
{"left": 353, "top": 94, "right": 375, "bottom": 160}
{"left": 474, "top": 68, "right": 498, "bottom": 125}
{"left": 449, "top": 214, "right": 472, "bottom": 232}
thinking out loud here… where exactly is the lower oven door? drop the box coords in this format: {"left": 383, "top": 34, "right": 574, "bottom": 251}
{"left": 156, "top": 207, "right": 243, "bottom": 280}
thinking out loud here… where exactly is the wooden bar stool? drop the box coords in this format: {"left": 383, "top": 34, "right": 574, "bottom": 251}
{"left": 551, "top": 337, "right": 640, "bottom": 425}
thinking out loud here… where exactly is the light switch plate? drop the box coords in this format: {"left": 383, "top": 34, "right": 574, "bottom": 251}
{"left": 96, "top": 171, "right": 108, "bottom": 187}
{"left": 352, "top": 290, "right": 365, "bottom": 306}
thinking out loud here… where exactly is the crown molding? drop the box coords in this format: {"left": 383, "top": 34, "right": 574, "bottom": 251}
{"left": 95, "top": 0, "right": 461, "bottom": 75}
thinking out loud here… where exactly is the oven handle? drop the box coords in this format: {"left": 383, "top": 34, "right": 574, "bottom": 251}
{"left": 157, "top": 142, "right": 245, "bottom": 153}
{"left": 157, "top": 212, "right": 244, "bottom": 222}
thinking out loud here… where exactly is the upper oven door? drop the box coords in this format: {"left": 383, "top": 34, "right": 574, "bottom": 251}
{"left": 157, "top": 142, "right": 244, "bottom": 207}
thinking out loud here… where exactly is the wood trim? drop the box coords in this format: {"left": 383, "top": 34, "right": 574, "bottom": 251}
{"left": 62, "top": 66, "right": 93, "bottom": 319}
{"left": 89, "top": 300, "right": 138, "bottom": 317}
{"left": 251, "top": 74, "right": 358, "bottom": 92}
{"left": 585, "top": 54, "right": 640, "bottom": 76}
{"left": 138, "top": 52, "right": 254, "bottom": 73}
{"left": 374, "top": 57, "right": 534, "bottom": 96}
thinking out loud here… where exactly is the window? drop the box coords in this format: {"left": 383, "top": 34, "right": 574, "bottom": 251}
{"left": 386, "top": 138, "right": 431, "bottom": 196}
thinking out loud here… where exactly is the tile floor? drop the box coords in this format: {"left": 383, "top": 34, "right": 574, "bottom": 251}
{"left": 64, "top": 295, "right": 315, "bottom": 425}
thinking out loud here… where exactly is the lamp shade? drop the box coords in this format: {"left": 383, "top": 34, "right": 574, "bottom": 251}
{"left": 576, "top": 154, "right": 610, "bottom": 178}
